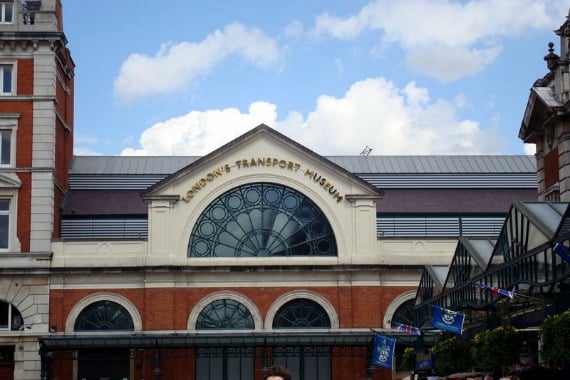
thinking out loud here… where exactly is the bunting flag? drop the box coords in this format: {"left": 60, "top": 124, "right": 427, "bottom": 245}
{"left": 392, "top": 322, "right": 422, "bottom": 336}
{"left": 430, "top": 305, "right": 465, "bottom": 334}
{"left": 554, "top": 243, "right": 570, "bottom": 264}
{"left": 371, "top": 333, "right": 396, "bottom": 369}
{"left": 474, "top": 283, "right": 517, "bottom": 299}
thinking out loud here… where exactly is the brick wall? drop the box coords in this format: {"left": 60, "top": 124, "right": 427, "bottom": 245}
{"left": 50, "top": 285, "right": 415, "bottom": 332}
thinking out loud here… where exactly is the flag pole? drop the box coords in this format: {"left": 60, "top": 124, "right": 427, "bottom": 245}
{"left": 473, "top": 283, "right": 548, "bottom": 304}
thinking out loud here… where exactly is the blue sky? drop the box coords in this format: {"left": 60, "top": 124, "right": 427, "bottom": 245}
{"left": 63, "top": 1, "right": 569, "bottom": 156}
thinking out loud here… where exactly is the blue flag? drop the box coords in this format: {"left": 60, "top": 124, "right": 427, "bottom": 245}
{"left": 554, "top": 243, "right": 570, "bottom": 264}
{"left": 430, "top": 305, "right": 465, "bottom": 334}
{"left": 371, "top": 333, "right": 396, "bottom": 369}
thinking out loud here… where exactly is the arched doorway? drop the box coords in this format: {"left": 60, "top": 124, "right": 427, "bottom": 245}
{"left": 271, "top": 298, "right": 332, "bottom": 380}
{"left": 74, "top": 300, "right": 134, "bottom": 380}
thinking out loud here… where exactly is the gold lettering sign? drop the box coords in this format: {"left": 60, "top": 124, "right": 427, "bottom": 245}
{"left": 181, "top": 164, "right": 230, "bottom": 202}
{"left": 181, "top": 157, "right": 344, "bottom": 203}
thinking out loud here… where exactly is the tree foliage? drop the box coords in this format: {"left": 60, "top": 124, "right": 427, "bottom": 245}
{"left": 541, "top": 310, "right": 570, "bottom": 367}
{"left": 473, "top": 326, "right": 519, "bottom": 370}
{"left": 431, "top": 336, "right": 471, "bottom": 375}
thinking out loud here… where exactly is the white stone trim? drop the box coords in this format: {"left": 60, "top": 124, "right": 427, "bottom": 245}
{"left": 265, "top": 289, "right": 339, "bottom": 329}
{"left": 382, "top": 290, "right": 417, "bottom": 328}
{"left": 65, "top": 292, "right": 142, "bottom": 333}
{"left": 188, "top": 290, "right": 263, "bottom": 330}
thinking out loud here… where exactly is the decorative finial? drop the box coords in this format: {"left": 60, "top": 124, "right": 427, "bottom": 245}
{"left": 544, "top": 42, "right": 559, "bottom": 71}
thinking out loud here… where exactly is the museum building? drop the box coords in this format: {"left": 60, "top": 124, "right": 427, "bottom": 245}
{"left": 0, "top": 1, "right": 569, "bottom": 380}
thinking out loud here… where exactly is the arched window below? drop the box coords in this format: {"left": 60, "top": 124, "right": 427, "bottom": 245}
{"left": 272, "top": 298, "right": 331, "bottom": 329}
{"left": 196, "top": 299, "right": 255, "bottom": 330}
{"left": 391, "top": 299, "right": 430, "bottom": 329}
{"left": 74, "top": 300, "right": 134, "bottom": 332}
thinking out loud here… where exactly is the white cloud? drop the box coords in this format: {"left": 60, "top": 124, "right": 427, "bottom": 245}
{"left": 121, "top": 77, "right": 502, "bottom": 156}
{"left": 453, "top": 93, "right": 470, "bottom": 109}
{"left": 114, "top": 23, "right": 281, "bottom": 103}
{"left": 74, "top": 147, "right": 102, "bottom": 156}
{"left": 292, "top": 78, "right": 502, "bottom": 155}
{"left": 524, "top": 143, "right": 537, "bottom": 155}
{"left": 120, "top": 102, "right": 278, "bottom": 156}
{"left": 405, "top": 45, "right": 502, "bottom": 82}
{"left": 283, "top": 19, "right": 304, "bottom": 39}
{"left": 313, "top": 0, "right": 565, "bottom": 81}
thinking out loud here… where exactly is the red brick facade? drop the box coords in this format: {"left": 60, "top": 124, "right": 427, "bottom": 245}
{"left": 50, "top": 285, "right": 415, "bottom": 332}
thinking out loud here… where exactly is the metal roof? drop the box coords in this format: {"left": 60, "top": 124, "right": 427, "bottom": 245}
{"left": 327, "top": 155, "right": 536, "bottom": 174}
{"left": 70, "top": 155, "right": 536, "bottom": 175}
{"left": 69, "top": 156, "right": 200, "bottom": 175}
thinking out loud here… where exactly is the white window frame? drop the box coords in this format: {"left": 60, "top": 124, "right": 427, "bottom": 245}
{"left": 0, "top": 2, "right": 14, "bottom": 24}
{"left": 0, "top": 193, "right": 17, "bottom": 252}
{"left": 0, "top": 113, "right": 18, "bottom": 167}
{"left": 0, "top": 63, "right": 15, "bottom": 95}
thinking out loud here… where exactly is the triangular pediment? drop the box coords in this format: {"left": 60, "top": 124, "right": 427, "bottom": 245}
{"left": 0, "top": 172, "right": 21, "bottom": 188}
{"left": 519, "top": 86, "right": 560, "bottom": 143}
{"left": 142, "top": 124, "right": 383, "bottom": 201}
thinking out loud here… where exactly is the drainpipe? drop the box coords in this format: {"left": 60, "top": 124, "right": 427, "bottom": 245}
{"left": 153, "top": 340, "right": 162, "bottom": 380}
{"left": 38, "top": 342, "right": 47, "bottom": 380}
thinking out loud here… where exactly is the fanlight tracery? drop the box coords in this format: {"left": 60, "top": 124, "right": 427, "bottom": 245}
{"left": 188, "top": 183, "right": 337, "bottom": 257}
{"left": 74, "top": 300, "right": 134, "bottom": 331}
{"left": 196, "top": 299, "right": 255, "bottom": 329}
{"left": 272, "top": 299, "right": 331, "bottom": 329}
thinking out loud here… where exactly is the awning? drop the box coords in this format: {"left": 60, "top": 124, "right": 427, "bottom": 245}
{"left": 39, "top": 331, "right": 378, "bottom": 351}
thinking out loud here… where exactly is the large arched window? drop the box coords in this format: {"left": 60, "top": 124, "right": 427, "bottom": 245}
{"left": 74, "top": 300, "right": 134, "bottom": 331}
{"left": 188, "top": 182, "right": 337, "bottom": 257}
{"left": 196, "top": 299, "right": 254, "bottom": 330}
{"left": 272, "top": 298, "right": 331, "bottom": 329}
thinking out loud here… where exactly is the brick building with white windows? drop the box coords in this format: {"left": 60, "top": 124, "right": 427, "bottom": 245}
{"left": 0, "top": 2, "right": 569, "bottom": 380}
{"left": 0, "top": 0, "right": 73, "bottom": 379}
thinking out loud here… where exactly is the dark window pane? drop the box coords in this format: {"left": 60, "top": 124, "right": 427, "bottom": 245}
{"left": 78, "top": 348, "right": 130, "bottom": 380}
{"left": 2, "top": 66, "right": 11, "bottom": 93}
{"left": 4, "top": 3, "right": 12, "bottom": 22}
{"left": 0, "top": 130, "right": 10, "bottom": 164}
{"left": 0, "top": 214, "right": 8, "bottom": 248}
{"left": 0, "top": 301, "right": 8, "bottom": 328}
{"left": 10, "top": 305, "right": 22, "bottom": 330}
